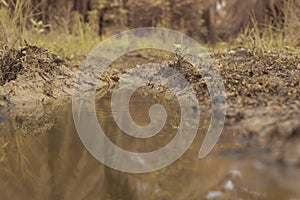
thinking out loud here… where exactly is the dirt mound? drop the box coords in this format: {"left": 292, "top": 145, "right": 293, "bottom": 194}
{"left": 0, "top": 43, "right": 78, "bottom": 135}
{"left": 0, "top": 42, "right": 69, "bottom": 84}
{"left": 0, "top": 42, "right": 76, "bottom": 107}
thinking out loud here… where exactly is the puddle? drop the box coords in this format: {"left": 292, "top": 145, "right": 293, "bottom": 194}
{"left": 0, "top": 93, "right": 299, "bottom": 200}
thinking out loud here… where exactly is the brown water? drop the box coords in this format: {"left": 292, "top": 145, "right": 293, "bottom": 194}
{"left": 0, "top": 93, "right": 300, "bottom": 200}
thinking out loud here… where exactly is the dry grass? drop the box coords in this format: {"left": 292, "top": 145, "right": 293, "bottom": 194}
{"left": 0, "top": 0, "right": 100, "bottom": 61}
{"left": 1, "top": 0, "right": 300, "bottom": 59}
{"left": 235, "top": 0, "right": 300, "bottom": 53}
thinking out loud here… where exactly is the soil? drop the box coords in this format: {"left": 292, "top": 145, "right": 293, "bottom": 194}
{"left": 0, "top": 44, "right": 299, "bottom": 171}
{"left": 211, "top": 49, "right": 300, "bottom": 167}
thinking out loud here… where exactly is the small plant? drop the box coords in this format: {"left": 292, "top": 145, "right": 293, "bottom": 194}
{"left": 30, "top": 18, "right": 50, "bottom": 34}
{"left": 173, "top": 44, "right": 184, "bottom": 64}
{"left": 172, "top": 44, "right": 192, "bottom": 67}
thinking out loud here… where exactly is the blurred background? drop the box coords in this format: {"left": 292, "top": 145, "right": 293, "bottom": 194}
{"left": 0, "top": 0, "right": 299, "bottom": 58}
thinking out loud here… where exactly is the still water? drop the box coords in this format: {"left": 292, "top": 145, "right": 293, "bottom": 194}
{"left": 0, "top": 93, "right": 299, "bottom": 200}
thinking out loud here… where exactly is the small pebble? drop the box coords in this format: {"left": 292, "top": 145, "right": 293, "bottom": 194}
{"left": 206, "top": 191, "right": 223, "bottom": 199}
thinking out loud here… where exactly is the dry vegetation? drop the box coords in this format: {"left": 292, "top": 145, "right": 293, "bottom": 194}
{"left": 0, "top": 0, "right": 100, "bottom": 60}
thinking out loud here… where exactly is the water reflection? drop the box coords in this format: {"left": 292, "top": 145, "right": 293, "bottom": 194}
{"left": 0, "top": 93, "right": 299, "bottom": 199}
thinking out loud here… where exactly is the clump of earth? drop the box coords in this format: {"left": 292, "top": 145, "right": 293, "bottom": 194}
{"left": 0, "top": 42, "right": 75, "bottom": 106}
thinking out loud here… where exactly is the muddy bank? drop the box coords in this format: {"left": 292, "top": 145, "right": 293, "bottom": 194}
{"left": 171, "top": 48, "right": 300, "bottom": 167}
{"left": 212, "top": 49, "right": 300, "bottom": 167}
{"left": 0, "top": 44, "right": 300, "bottom": 167}
{"left": 108, "top": 48, "right": 300, "bottom": 167}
